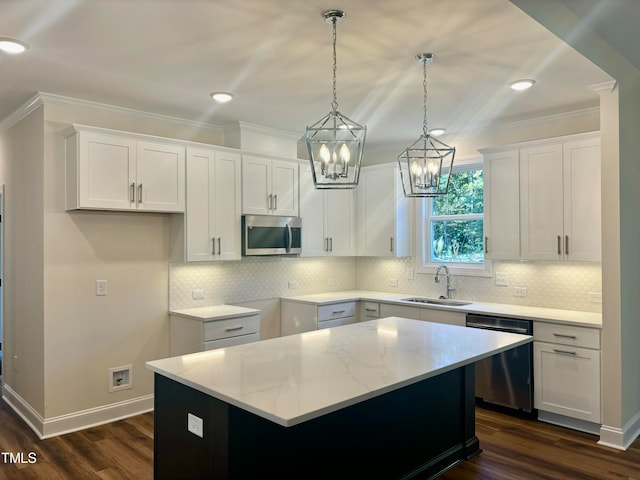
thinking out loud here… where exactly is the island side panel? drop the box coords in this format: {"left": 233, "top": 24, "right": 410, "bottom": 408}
{"left": 153, "top": 365, "right": 479, "bottom": 479}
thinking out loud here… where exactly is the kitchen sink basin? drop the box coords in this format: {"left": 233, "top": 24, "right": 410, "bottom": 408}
{"left": 402, "top": 297, "right": 472, "bottom": 307}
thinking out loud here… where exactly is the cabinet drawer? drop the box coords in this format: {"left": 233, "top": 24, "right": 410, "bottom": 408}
{"left": 203, "top": 315, "right": 260, "bottom": 341}
{"left": 318, "top": 302, "right": 357, "bottom": 321}
{"left": 204, "top": 332, "right": 260, "bottom": 350}
{"left": 534, "top": 322, "right": 600, "bottom": 349}
{"left": 318, "top": 316, "right": 357, "bottom": 329}
{"left": 361, "top": 301, "right": 380, "bottom": 318}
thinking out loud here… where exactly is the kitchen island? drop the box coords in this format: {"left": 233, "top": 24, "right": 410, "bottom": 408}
{"left": 147, "top": 317, "right": 531, "bottom": 479}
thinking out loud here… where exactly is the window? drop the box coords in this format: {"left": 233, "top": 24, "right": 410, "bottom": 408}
{"left": 416, "top": 158, "right": 490, "bottom": 275}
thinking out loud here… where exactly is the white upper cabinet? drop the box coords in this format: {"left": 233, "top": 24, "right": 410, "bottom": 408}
{"left": 520, "top": 133, "right": 601, "bottom": 261}
{"left": 299, "top": 164, "right": 355, "bottom": 257}
{"left": 242, "top": 155, "right": 298, "bottom": 216}
{"left": 185, "top": 147, "right": 242, "bottom": 262}
{"left": 482, "top": 149, "right": 520, "bottom": 260}
{"left": 357, "top": 164, "right": 412, "bottom": 257}
{"left": 65, "top": 125, "right": 185, "bottom": 212}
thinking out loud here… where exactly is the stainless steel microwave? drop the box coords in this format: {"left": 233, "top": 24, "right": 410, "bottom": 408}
{"left": 241, "top": 215, "right": 302, "bottom": 256}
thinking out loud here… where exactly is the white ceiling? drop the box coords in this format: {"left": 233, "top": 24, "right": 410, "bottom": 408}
{"left": 0, "top": 0, "right": 616, "bottom": 149}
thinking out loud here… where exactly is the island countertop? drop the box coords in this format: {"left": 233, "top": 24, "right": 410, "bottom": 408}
{"left": 146, "top": 317, "right": 531, "bottom": 427}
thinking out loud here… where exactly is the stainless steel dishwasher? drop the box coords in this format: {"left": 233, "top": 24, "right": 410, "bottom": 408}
{"left": 466, "top": 314, "right": 534, "bottom": 413}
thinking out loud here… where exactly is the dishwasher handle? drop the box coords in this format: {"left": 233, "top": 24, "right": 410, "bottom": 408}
{"left": 466, "top": 322, "right": 530, "bottom": 334}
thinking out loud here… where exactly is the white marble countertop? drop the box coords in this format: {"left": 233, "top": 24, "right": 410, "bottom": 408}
{"left": 147, "top": 317, "right": 531, "bottom": 427}
{"left": 283, "top": 290, "right": 602, "bottom": 328}
{"left": 169, "top": 304, "right": 260, "bottom": 321}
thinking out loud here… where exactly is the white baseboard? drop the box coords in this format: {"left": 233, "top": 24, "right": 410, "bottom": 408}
{"left": 2, "top": 383, "right": 153, "bottom": 439}
{"left": 599, "top": 410, "right": 640, "bottom": 451}
{"left": 537, "top": 410, "right": 601, "bottom": 436}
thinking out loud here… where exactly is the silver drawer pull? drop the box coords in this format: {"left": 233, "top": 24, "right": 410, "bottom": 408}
{"left": 553, "top": 348, "right": 577, "bottom": 356}
{"left": 365, "top": 308, "right": 377, "bottom": 312}
{"left": 225, "top": 326, "right": 244, "bottom": 332}
{"left": 553, "top": 333, "right": 577, "bottom": 339}
{"left": 332, "top": 310, "right": 346, "bottom": 314}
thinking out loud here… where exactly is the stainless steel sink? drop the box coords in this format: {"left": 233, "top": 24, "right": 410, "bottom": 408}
{"left": 401, "top": 297, "right": 472, "bottom": 307}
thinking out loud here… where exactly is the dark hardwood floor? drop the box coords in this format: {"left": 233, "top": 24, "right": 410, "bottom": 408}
{"left": 0, "top": 399, "right": 638, "bottom": 479}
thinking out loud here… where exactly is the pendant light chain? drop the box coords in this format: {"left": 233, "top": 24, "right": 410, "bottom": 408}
{"left": 422, "top": 58, "right": 429, "bottom": 137}
{"left": 331, "top": 17, "right": 338, "bottom": 114}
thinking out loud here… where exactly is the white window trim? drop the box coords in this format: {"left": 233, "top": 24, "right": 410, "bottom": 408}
{"left": 414, "top": 155, "right": 492, "bottom": 277}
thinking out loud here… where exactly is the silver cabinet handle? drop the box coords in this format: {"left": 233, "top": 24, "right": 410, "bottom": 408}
{"left": 130, "top": 183, "right": 136, "bottom": 203}
{"left": 552, "top": 333, "right": 577, "bottom": 339}
{"left": 565, "top": 235, "right": 569, "bottom": 256}
{"left": 138, "top": 184, "right": 143, "bottom": 204}
{"left": 217, "top": 237, "right": 222, "bottom": 255}
{"left": 329, "top": 237, "right": 333, "bottom": 252}
{"left": 274, "top": 194, "right": 278, "bottom": 210}
{"left": 365, "top": 308, "right": 377, "bottom": 312}
{"left": 225, "top": 326, "right": 244, "bottom": 332}
{"left": 557, "top": 235, "right": 562, "bottom": 255}
{"left": 390, "top": 237, "right": 394, "bottom": 253}
{"left": 332, "top": 310, "right": 346, "bottom": 314}
{"left": 485, "top": 236, "right": 488, "bottom": 254}
{"left": 553, "top": 349, "right": 577, "bottom": 356}
{"left": 211, "top": 237, "right": 216, "bottom": 255}
{"left": 325, "top": 237, "right": 329, "bottom": 252}
{"left": 267, "top": 194, "right": 273, "bottom": 209}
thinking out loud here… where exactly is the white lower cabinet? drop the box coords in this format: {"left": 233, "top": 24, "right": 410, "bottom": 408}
{"left": 360, "top": 301, "right": 380, "bottom": 322}
{"left": 281, "top": 300, "right": 357, "bottom": 336}
{"left": 170, "top": 310, "right": 261, "bottom": 356}
{"left": 420, "top": 308, "right": 466, "bottom": 326}
{"left": 533, "top": 322, "right": 601, "bottom": 424}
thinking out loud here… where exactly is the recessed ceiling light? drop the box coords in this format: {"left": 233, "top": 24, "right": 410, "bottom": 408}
{"left": 210, "top": 92, "right": 234, "bottom": 103}
{"left": 509, "top": 79, "right": 535, "bottom": 91}
{"left": 429, "top": 128, "right": 446, "bottom": 136}
{"left": 0, "top": 37, "right": 30, "bottom": 54}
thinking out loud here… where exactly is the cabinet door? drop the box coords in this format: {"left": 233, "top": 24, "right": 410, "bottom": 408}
{"left": 213, "top": 151, "right": 242, "bottom": 260}
{"left": 421, "top": 308, "right": 466, "bottom": 326}
{"left": 379, "top": 303, "right": 422, "bottom": 320}
{"left": 325, "top": 188, "right": 355, "bottom": 256}
{"left": 78, "top": 131, "right": 137, "bottom": 210}
{"left": 300, "top": 165, "right": 328, "bottom": 257}
{"left": 483, "top": 149, "right": 520, "bottom": 259}
{"left": 242, "top": 155, "right": 271, "bottom": 215}
{"left": 271, "top": 159, "right": 299, "bottom": 216}
{"left": 136, "top": 141, "right": 185, "bottom": 212}
{"left": 186, "top": 148, "right": 216, "bottom": 261}
{"left": 520, "top": 143, "right": 564, "bottom": 260}
{"left": 358, "top": 168, "right": 395, "bottom": 256}
{"left": 563, "top": 137, "right": 601, "bottom": 261}
{"left": 280, "top": 301, "right": 317, "bottom": 336}
{"left": 534, "top": 342, "right": 601, "bottom": 423}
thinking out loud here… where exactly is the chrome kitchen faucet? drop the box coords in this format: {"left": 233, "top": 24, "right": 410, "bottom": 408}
{"left": 435, "top": 264, "right": 455, "bottom": 299}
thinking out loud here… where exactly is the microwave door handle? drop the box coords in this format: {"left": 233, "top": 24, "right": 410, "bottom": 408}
{"left": 286, "top": 223, "right": 292, "bottom": 253}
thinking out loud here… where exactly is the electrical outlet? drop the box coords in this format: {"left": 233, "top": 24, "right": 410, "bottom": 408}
{"left": 495, "top": 272, "right": 509, "bottom": 286}
{"left": 514, "top": 287, "right": 527, "bottom": 297}
{"left": 389, "top": 278, "right": 398, "bottom": 287}
{"left": 188, "top": 413, "right": 204, "bottom": 438}
{"left": 588, "top": 292, "right": 602, "bottom": 303}
{"left": 288, "top": 280, "right": 298, "bottom": 289}
{"left": 192, "top": 289, "right": 205, "bottom": 300}
{"left": 96, "top": 279, "right": 108, "bottom": 296}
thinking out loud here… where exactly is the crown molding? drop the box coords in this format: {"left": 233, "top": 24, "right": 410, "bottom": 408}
{"left": 591, "top": 81, "right": 617, "bottom": 95}
{"left": 0, "top": 92, "right": 225, "bottom": 134}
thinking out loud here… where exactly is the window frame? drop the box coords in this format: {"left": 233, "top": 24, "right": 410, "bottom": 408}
{"left": 414, "top": 155, "right": 492, "bottom": 277}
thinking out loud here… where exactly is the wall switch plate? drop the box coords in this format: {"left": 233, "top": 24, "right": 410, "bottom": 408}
{"left": 495, "top": 272, "right": 508, "bottom": 287}
{"left": 96, "top": 279, "right": 108, "bottom": 296}
{"left": 188, "top": 413, "right": 204, "bottom": 438}
{"left": 288, "top": 280, "right": 298, "bottom": 289}
{"left": 514, "top": 287, "right": 527, "bottom": 297}
{"left": 588, "top": 292, "right": 602, "bottom": 303}
{"left": 192, "top": 289, "right": 205, "bottom": 300}
{"left": 407, "top": 268, "right": 414, "bottom": 280}
{"left": 389, "top": 278, "right": 398, "bottom": 287}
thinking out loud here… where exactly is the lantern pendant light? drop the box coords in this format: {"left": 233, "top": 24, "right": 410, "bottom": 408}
{"left": 306, "top": 10, "right": 366, "bottom": 189}
{"left": 398, "top": 53, "right": 455, "bottom": 197}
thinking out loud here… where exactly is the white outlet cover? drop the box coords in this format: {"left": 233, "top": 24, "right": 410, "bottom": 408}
{"left": 96, "top": 279, "right": 108, "bottom": 296}
{"left": 495, "top": 272, "right": 508, "bottom": 286}
{"left": 188, "top": 413, "right": 204, "bottom": 438}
